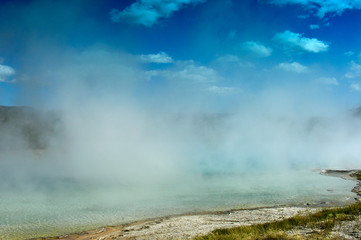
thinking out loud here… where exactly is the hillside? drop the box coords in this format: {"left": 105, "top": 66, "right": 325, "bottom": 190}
{"left": 0, "top": 106, "right": 59, "bottom": 150}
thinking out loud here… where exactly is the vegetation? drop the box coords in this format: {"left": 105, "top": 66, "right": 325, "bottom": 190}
{"left": 194, "top": 201, "right": 361, "bottom": 240}
{"left": 357, "top": 173, "right": 361, "bottom": 181}
{"left": 350, "top": 170, "right": 361, "bottom": 181}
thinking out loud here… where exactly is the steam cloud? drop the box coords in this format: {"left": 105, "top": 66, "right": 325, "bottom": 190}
{"left": 1, "top": 46, "right": 361, "bottom": 186}
{"left": 1, "top": 46, "right": 361, "bottom": 240}
{"left": 1, "top": 2, "right": 361, "bottom": 238}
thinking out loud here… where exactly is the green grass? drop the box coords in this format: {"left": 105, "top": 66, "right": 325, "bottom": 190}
{"left": 351, "top": 170, "right": 361, "bottom": 181}
{"left": 194, "top": 201, "right": 361, "bottom": 240}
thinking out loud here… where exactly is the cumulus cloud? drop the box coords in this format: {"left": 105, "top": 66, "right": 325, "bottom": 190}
{"left": 242, "top": 41, "right": 272, "bottom": 57}
{"left": 110, "top": 0, "right": 206, "bottom": 26}
{"left": 317, "top": 77, "right": 339, "bottom": 86}
{"left": 309, "top": 24, "right": 319, "bottom": 30}
{"left": 276, "top": 62, "right": 308, "bottom": 73}
{"left": 350, "top": 82, "right": 361, "bottom": 91}
{"left": 344, "top": 61, "right": 361, "bottom": 79}
{"left": 0, "top": 64, "right": 16, "bottom": 82}
{"left": 207, "top": 86, "right": 241, "bottom": 95}
{"left": 269, "top": 0, "right": 361, "bottom": 18}
{"left": 139, "top": 52, "right": 174, "bottom": 63}
{"left": 274, "top": 30, "right": 329, "bottom": 53}
{"left": 147, "top": 61, "right": 222, "bottom": 83}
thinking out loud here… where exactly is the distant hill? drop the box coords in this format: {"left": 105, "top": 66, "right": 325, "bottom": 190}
{"left": 0, "top": 106, "right": 59, "bottom": 150}
{"left": 352, "top": 106, "right": 361, "bottom": 118}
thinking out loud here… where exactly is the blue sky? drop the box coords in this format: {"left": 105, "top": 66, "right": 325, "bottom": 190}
{"left": 1, "top": 0, "right": 361, "bottom": 112}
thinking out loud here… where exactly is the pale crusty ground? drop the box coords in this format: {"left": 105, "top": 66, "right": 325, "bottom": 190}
{"left": 285, "top": 215, "right": 361, "bottom": 239}
{"left": 104, "top": 206, "right": 317, "bottom": 240}
{"left": 330, "top": 215, "right": 361, "bottom": 239}
{"left": 42, "top": 206, "right": 318, "bottom": 240}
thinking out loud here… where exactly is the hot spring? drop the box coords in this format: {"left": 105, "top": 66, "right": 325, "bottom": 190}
{"left": 0, "top": 170, "right": 357, "bottom": 239}
{"left": 0, "top": 106, "right": 360, "bottom": 239}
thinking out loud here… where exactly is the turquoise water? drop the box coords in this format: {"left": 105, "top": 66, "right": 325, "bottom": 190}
{"left": 0, "top": 170, "right": 357, "bottom": 239}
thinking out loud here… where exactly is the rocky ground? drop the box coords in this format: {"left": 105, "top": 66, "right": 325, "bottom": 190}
{"left": 39, "top": 206, "right": 319, "bottom": 240}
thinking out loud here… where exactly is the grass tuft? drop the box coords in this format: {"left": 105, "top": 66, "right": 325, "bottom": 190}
{"left": 194, "top": 201, "right": 361, "bottom": 240}
{"left": 351, "top": 170, "right": 361, "bottom": 181}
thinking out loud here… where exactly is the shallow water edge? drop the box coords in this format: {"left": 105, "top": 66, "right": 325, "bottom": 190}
{"left": 23, "top": 169, "right": 361, "bottom": 240}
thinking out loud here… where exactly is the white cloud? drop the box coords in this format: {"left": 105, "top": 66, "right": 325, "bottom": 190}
{"left": 269, "top": 0, "right": 361, "bottom": 18}
{"left": 350, "top": 82, "right": 361, "bottom": 91}
{"left": 144, "top": 70, "right": 159, "bottom": 81}
{"left": 344, "top": 61, "right": 361, "bottom": 79}
{"left": 344, "top": 51, "right": 355, "bottom": 56}
{"left": 274, "top": 30, "right": 329, "bottom": 53}
{"left": 174, "top": 64, "right": 220, "bottom": 83}
{"left": 317, "top": 77, "right": 339, "bottom": 86}
{"left": 0, "top": 64, "right": 16, "bottom": 82}
{"left": 242, "top": 41, "right": 272, "bottom": 57}
{"left": 110, "top": 0, "right": 206, "bottom": 26}
{"left": 147, "top": 61, "right": 222, "bottom": 83}
{"left": 207, "top": 86, "right": 241, "bottom": 95}
{"left": 276, "top": 62, "right": 308, "bottom": 73}
{"left": 139, "top": 52, "right": 174, "bottom": 63}
{"left": 309, "top": 24, "right": 319, "bottom": 30}
{"left": 216, "top": 55, "right": 255, "bottom": 68}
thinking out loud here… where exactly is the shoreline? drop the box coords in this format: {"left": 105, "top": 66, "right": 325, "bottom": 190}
{"left": 32, "top": 169, "right": 361, "bottom": 240}
{"left": 320, "top": 169, "right": 361, "bottom": 198}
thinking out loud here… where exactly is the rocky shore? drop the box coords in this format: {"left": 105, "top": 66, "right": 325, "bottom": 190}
{"left": 34, "top": 170, "right": 361, "bottom": 240}
{"left": 321, "top": 169, "right": 361, "bottom": 198}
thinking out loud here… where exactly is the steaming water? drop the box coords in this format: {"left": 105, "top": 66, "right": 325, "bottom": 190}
{"left": 0, "top": 170, "right": 357, "bottom": 239}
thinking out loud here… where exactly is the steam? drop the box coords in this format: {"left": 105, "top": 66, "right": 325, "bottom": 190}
{"left": 1, "top": 2, "right": 361, "bottom": 238}
{"left": 1, "top": 47, "right": 361, "bottom": 189}
{"left": 1, "top": 46, "right": 361, "bottom": 240}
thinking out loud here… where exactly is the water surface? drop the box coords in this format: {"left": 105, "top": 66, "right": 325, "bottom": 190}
{"left": 0, "top": 170, "right": 357, "bottom": 239}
